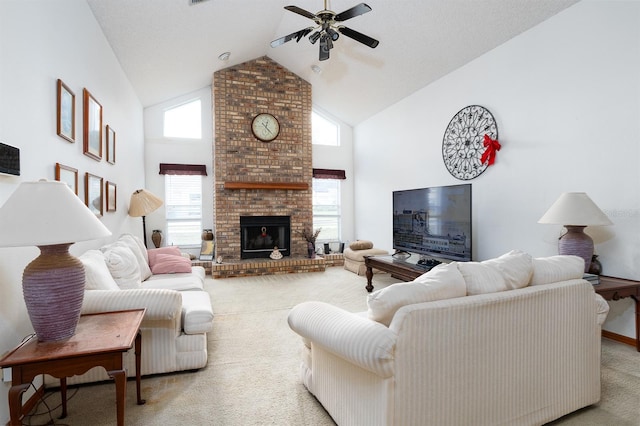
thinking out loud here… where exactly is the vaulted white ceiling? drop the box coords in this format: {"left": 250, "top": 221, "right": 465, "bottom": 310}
{"left": 86, "top": 0, "right": 578, "bottom": 126}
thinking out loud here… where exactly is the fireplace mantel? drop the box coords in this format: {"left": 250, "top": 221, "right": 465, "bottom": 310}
{"left": 224, "top": 182, "right": 309, "bottom": 190}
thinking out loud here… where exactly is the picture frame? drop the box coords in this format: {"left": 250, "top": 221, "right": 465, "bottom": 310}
{"left": 200, "top": 240, "right": 214, "bottom": 261}
{"left": 55, "top": 163, "right": 78, "bottom": 195}
{"left": 83, "top": 89, "right": 102, "bottom": 161}
{"left": 106, "top": 125, "right": 116, "bottom": 164}
{"left": 106, "top": 181, "right": 117, "bottom": 212}
{"left": 56, "top": 79, "right": 75, "bottom": 143}
{"left": 85, "top": 173, "right": 103, "bottom": 216}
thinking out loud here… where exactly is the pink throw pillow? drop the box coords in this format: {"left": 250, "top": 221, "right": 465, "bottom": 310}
{"left": 148, "top": 246, "right": 182, "bottom": 268}
{"left": 150, "top": 253, "right": 192, "bottom": 274}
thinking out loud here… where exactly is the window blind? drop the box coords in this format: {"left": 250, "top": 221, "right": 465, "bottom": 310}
{"left": 159, "top": 163, "right": 207, "bottom": 176}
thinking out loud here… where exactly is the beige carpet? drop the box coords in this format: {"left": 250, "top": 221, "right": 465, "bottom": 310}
{"left": 24, "top": 267, "right": 640, "bottom": 425}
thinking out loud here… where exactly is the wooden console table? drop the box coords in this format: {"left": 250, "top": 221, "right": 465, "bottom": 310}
{"left": 594, "top": 276, "right": 640, "bottom": 352}
{"left": 0, "top": 309, "right": 146, "bottom": 426}
{"left": 364, "top": 255, "right": 426, "bottom": 292}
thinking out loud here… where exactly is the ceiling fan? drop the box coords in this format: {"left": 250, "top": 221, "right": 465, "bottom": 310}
{"left": 271, "top": 1, "right": 379, "bottom": 61}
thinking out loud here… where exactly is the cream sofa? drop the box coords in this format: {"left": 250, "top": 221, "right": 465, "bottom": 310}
{"left": 288, "top": 251, "right": 610, "bottom": 426}
{"left": 47, "top": 234, "right": 214, "bottom": 386}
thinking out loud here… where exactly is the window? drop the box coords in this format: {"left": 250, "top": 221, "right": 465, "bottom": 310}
{"left": 164, "top": 174, "right": 202, "bottom": 246}
{"left": 312, "top": 178, "right": 341, "bottom": 242}
{"left": 163, "top": 99, "right": 202, "bottom": 139}
{"left": 312, "top": 111, "right": 339, "bottom": 146}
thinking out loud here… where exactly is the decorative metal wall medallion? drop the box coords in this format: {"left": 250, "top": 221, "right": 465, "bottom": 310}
{"left": 442, "top": 105, "right": 498, "bottom": 180}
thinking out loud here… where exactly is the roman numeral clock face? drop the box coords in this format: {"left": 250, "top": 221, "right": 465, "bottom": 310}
{"left": 442, "top": 105, "right": 498, "bottom": 180}
{"left": 251, "top": 113, "right": 280, "bottom": 142}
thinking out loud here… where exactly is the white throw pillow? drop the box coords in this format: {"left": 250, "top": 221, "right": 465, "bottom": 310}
{"left": 530, "top": 255, "right": 584, "bottom": 286}
{"left": 79, "top": 250, "right": 119, "bottom": 291}
{"left": 367, "top": 263, "right": 466, "bottom": 326}
{"left": 102, "top": 245, "right": 142, "bottom": 289}
{"left": 459, "top": 250, "right": 533, "bottom": 295}
{"left": 117, "top": 234, "right": 152, "bottom": 281}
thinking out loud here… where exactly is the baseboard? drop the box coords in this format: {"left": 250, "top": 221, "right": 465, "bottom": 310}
{"left": 602, "top": 330, "right": 637, "bottom": 348}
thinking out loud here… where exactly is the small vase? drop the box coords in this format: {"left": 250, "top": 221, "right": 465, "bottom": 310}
{"left": 151, "top": 230, "right": 162, "bottom": 248}
{"left": 307, "top": 242, "right": 316, "bottom": 259}
{"left": 202, "top": 229, "right": 214, "bottom": 241}
{"left": 588, "top": 254, "right": 602, "bottom": 275}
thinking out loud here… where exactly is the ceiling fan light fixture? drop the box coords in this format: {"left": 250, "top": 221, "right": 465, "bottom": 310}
{"left": 326, "top": 28, "right": 339, "bottom": 41}
{"left": 309, "top": 31, "right": 321, "bottom": 44}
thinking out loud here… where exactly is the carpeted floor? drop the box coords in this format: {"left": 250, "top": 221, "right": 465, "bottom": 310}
{"left": 23, "top": 267, "right": 640, "bottom": 425}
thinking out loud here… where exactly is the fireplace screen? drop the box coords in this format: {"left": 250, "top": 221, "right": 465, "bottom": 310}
{"left": 240, "top": 216, "right": 290, "bottom": 259}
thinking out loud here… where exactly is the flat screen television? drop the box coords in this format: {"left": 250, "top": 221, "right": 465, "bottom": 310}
{"left": 392, "top": 183, "right": 472, "bottom": 262}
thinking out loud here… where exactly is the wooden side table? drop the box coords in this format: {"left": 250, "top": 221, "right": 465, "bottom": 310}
{"left": 0, "top": 309, "right": 146, "bottom": 425}
{"left": 594, "top": 276, "right": 640, "bottom": 352}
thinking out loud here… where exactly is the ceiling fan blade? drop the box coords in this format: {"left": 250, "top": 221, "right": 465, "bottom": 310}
{"left": 284, "top": 5, "right": 317, "bottom": 20}
{"left": 337, "top": 26, "right": 379, "bottom": 48}
{"left": 334, "top": 3, "right": 372, "bottom": 22}
{"left": 270, "top": 27, "right": 313, "bottom": 48}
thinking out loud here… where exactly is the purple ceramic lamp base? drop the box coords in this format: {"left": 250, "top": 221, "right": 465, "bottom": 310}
{"left": 22, "top": 243, "right": 85, "bottom": 342}
{"left": 558, "top": 225, "right": 593, "bottom": 273}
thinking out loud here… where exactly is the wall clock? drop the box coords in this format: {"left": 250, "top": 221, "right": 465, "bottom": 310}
{"left": 251, "top": 113, "right": 280, "bottom": 142}
{"left": 442, "top": 105, "right": 498, "bottom": 180}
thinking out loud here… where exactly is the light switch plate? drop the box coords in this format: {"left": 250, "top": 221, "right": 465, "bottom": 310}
{"left": 2, "top": 368, "right": 11, "bottom": 382}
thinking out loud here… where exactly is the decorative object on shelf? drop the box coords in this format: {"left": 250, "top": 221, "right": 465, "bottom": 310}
{"left": 56, "top": 79, "right": 75, "bottom": 143}
{"left": 442, "top": 105, "right": 498, "bottom": 180}
{"left": 538, "top": 192, "right": 613, "bottom": 272}
{"left": 202, "top": 229, "right": 214, "bottom": 240}
{"left": 83, "top": 88, "right": 102, "bottom": 161}
{"left": 251, "top": 113, "right": 280, "bottom": 142}
{"left": 588, "top": 254, "right": 603, "bottom": 275}
{"left": 200, "top": 239, "right": 214, "bottom": 261}
{"left": 299, "top": 227, "right": 321, "bottom": 259}
{"left": 55, "top": 163, "right": 78, "bottom": 195}
{"left": 0, "top": 180, "right": 111, "bottom": 341}
{"left": 216, "top": 255, "right": 223, "bottom": 264}
{"left": 128, "top": 189, "right": 163, "bottom": 248}
{"left": 106, "top": 181, "right": 117, "bottom": 212}
{"left": 324, "top": 243, "right": 330, "bottom": 254}
{"left": 152, "top": 230, "right": 162, "bottom": 248}
{"left": 270, "top": 246, "right": 283, "bottom": 260}
{"left": 106, "top": 125, "right": 116, "bottom": 164}
{"left": 85, "top": 173, "right": 104, "bottom": 216}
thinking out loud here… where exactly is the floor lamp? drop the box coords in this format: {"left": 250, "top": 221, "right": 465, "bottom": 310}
{"left": 538, "top": 192, "right": 612, "bottom": 272}
{"left": 129, "top": 189, "right": 163, "bottom": 248}
{"left": 0, "top": 180, "right": 112, "bottom": 341}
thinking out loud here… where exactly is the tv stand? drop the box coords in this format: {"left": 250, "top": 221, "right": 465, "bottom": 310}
{"left": 364, "top": 255, "right": 428, "bottom": 292}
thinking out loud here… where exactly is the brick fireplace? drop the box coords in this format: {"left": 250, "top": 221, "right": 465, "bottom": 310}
{"left": 212, "top": 56, "right": 313, "bottom": 263}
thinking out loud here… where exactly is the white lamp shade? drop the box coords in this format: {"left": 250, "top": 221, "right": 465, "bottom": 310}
{"left": 129, "top": 189, "right": 163, "bottom": 217}
{"left": 0, "top": 180, "right": 111, "bottom": 247}
{"left": 538, "top": 192, "right": 613, "bottom": 226}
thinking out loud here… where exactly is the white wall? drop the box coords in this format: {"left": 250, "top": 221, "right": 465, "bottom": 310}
{"left": 0, "top": 0, "right": 145, "bottom": 422}
{"left": 354, "top": 0, "right": 640, "bottom": 338}
{"left": 143, "top": 87, "right": 214, "bottom": 252}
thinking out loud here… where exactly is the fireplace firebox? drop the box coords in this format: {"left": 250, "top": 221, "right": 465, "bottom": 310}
{"left": 240, "top": 216, "right": 291, "bottom": 259}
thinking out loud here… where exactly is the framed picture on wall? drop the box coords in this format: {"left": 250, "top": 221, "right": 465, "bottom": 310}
{"left": 55, "top": 163, "right": 78, "bottom": 195}
{"left": 106, "top": 181, "right": 117, "bottom": 212}
{"left": 106, "top": 125, "right": 116, "bottom": 164}
{"left": 200, "top": 240, "right": 214, "bottom": 261}
{"left": 83, "top": 89, "right": 102, "bottom": 161}
{"left": 85, "top": 172, "right": 103, "bottom": 216}
{"left": 56, "top": 79, "right": 75, "bottom": 143}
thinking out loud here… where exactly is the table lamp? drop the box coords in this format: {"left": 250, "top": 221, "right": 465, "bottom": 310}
{"left": 128, "top": 189, "right": 163, "bottom": 247}
{"left": 538, "top": 192, "right": 612, "bottom": 272}
{"left": 0, "top": 180, "right": 112, "bottom": 341}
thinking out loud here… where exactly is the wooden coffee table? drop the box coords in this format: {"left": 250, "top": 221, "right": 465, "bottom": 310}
{"left": 0, "top": 309, "right": 146, "bottom": 426}
{"left": 364, "top": 255, "right": 426, "bottom": 292}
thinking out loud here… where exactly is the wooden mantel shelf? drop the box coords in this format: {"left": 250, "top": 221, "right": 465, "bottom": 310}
{"left": 224, "top": 181, "right": 309, "bottom": 190}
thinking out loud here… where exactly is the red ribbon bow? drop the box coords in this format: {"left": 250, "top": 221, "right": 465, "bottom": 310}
{"left": 480, "top": 134, "right": 501, "bottom": 166}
